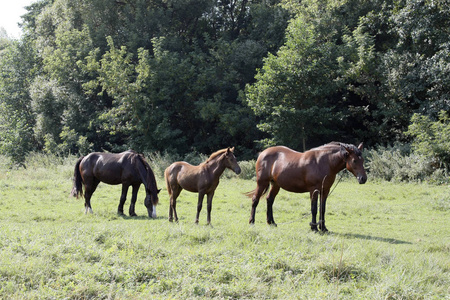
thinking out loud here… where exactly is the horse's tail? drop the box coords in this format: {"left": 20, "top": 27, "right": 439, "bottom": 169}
{"left": 243, "top": 185, "right": 270, "bottom": 199}
{"left": 164, "top": 167, "right": 172, "bottom": 196}
{"left": 71, "top": 156, "right": 84, "bottom": 198}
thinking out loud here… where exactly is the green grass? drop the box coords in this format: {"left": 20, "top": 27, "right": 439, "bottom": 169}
{"left": 0, "top": 155, "right": 449, "bottom": 299}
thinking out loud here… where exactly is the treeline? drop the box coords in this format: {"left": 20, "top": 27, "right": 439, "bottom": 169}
{"left": 0, "top": 0, "right": 449, "bottom": 173}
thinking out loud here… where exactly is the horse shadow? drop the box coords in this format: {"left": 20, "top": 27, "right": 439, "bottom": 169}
{"left": 330, "top": 232, "right": 412, "bottom": 244}
{"left": 118, "top": 214, "right": 165, "bottom": 221}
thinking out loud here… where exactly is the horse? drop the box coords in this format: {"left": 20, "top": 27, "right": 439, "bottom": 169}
{"left": 164, "top": 147, "right": 241, "bottom": 225}
{"left": 246, "top": 142, "right": 367, "bottom": 232}
{"left": 71, "top": 150, "right": 160, "bottom": 218}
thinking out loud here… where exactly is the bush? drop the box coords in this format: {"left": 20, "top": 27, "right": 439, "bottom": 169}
{"left": 145, "top": 152, "right": 180, "bottom": 179}
{"left": 237, "top": 160, "right": 256, "bottom": 180}
{"left": 365, "top": 144, "right": 448, "bottom": 183}
{"left": 406, "top": 111, "right": 450, "bottom": 170}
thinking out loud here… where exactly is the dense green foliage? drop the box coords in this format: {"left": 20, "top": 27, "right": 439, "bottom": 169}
{"left": 0, "top": 154, "right": 449, "bottom": 298}
{"left": 247, "top": 0, "right": 449, "bottom": 150}
{"left": 406, "top": 111, "right": 450, "bottom": 170}
{"left": 0, "top": 0, "right": 449, "bottom": 174}
{"left": 1, "top": 0, "right": 290, "bottom": 160}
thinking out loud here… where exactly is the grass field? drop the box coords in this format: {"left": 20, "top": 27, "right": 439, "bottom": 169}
{"left": 0, "top": 155, "right": 449, "bottom": 299}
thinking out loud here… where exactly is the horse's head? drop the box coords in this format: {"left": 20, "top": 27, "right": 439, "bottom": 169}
{"left": 145, "top": 188, "right": 161, "bottom": 218}
{"left": 342, "top": 143, "right": 367, "bottom": 184}
{"left": 149, "top": 188, "right": 161, "bottom": 205}
{"left": 224, "top": 147, "right": 241, "bottom": 175}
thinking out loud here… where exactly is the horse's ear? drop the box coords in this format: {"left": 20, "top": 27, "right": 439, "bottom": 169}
{"left": 358, "top": 143, "right": 364, "bottom": 151}
{"left": 157, "top": 189, "right": 161, "bottom": 194}
{"left": 230, "top": 147, "right": 235, "bottom": 152}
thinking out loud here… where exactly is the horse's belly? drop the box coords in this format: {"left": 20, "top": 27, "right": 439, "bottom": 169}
{"left": 279, "top": 181, "right": 310, "bottom": 193}
{"left": 99, "top": 177, "right": 123, "bottom": 185}
{"left": 92, "top": 165, "right": 124, "bottom": 185}
{"left": 177, "top": 176, "right": 200, "bottom": 193}
{"left": 275, "top": 171, "right": 311, "bottom": 193}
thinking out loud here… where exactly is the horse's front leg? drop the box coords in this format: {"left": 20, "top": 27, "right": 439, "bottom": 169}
{"left": 319, "top": 190, "right": 330, "bottom": 232}
{"left": 310, "top": 190, "right": 319, "bottom": 231}
{"left": 206, "top": 191, "right": 215, "bottom": 226}
{"left": 129, "top": 184, "right": 140, "bottom": 217}
{"left": 118, "top": 185, "right": 129, "bottom": 216}
{"left": 195, "top": 192, "right": 206, "bottom": 224}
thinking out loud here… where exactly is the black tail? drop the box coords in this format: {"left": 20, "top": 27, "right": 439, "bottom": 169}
{"left": 71, "top": 157, "right": 84, "bottom": 198}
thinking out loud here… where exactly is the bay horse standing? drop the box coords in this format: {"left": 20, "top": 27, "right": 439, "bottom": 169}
{"left": 246, "top": 142, "right": 367, "bottom": 232}
{"left": 71, "top": 150, "right": 160, "bottom": 218}
{"left": 164, "top": 147, "right": 241, "bottom": 225}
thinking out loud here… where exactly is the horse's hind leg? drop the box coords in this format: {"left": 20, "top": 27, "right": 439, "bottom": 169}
{"left": 169, "top": 186, "right": 181, "bottom": 222}
{"left": 249, "top": 181, "right": 269, "bottom": 224}
{"left": 266, "top": 183, "right": 280, "bottom": 226}
{"left": 84, "top": 178, "right": 99, "bottom": 214}
{"left": 129, "top": 184, "right": 139, "bottom": 217}
{"left": 118, "top": 185, "right": 129, "bottom": 216}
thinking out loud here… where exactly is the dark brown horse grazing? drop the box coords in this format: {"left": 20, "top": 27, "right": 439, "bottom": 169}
{"left": 246, "top": 142, "right": 367, "bottom": 232}
{"left": 164, "top": 147, "right": 241, "bottom": 225}
{"left": 71, "top": 150, "right": 160, "bottom": 218}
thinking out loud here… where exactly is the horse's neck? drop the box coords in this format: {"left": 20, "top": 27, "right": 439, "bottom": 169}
{"left": 328, "top": 150, "right": 346, "bottom": 174}
{"left": 205, "top": 155, "right": 226, "bottom": 178}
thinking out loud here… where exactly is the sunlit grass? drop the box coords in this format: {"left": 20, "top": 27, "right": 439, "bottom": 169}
{"left": 0, "top": 155, "right": 449, "bottom": 298}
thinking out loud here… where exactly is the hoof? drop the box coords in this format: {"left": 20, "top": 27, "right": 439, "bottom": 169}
{"left": 310, "top": 222, "right": 319, "bottom": 232}
{"left": 129, "top": 212, "right": 138, "bottom": 217}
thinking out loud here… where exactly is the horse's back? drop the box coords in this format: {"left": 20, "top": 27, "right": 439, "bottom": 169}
{"left": 256, "top": 146, "right": 302, "bottom": 173}
{"left": 165, "top": 161, "right": 195, "bottom": 176}
{"left": 81, "top": 151, "right": 135, "bottom": 184}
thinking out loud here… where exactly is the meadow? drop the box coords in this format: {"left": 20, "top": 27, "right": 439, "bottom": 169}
{"left": 0, "top": 154, "right": 449, "bottom": 299}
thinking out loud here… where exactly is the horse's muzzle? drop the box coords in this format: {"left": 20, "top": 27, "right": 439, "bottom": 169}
{"left": 234, "top": 166, "right": 242, "bottom": 175}
{"left": 358, "top": 175, "right": 367, "bottom": 184}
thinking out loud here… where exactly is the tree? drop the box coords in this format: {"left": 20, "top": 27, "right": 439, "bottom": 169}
{"left": 0, "top": 40, "right": 37, "bottom": 165}
{"left": 247, "top": 0, "right": 450, "bottom": 149}
{"left": 247, "top": 0, "right": 373, "bottom": 150}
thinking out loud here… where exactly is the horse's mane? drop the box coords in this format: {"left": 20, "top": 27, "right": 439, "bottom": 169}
{"left": 206, "top": 148, "right": 230, "bottom": 163}
{"left": 313, "top": 142, "right": 362, "bottom": 156}
{"left": 135, "top": 154, "right": 158, "bottom": 190}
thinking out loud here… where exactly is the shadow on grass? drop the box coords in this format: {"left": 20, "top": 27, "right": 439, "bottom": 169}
{"left": 334, "top": 232, "right": 412, "bottom": 244}
{"left": 118, "top": 214, "right": 166, "bottom": 221}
